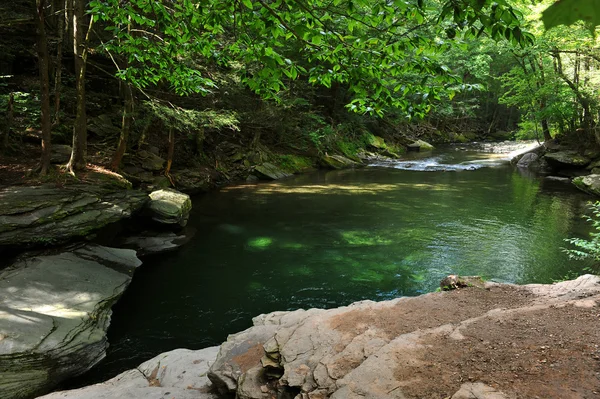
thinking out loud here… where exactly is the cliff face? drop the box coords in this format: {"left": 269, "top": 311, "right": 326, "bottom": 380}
{"left": 37, "top": 274, "right": 600, "bottom": 399}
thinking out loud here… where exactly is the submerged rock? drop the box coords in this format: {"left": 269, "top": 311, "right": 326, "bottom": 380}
{"left": 0, "top": 185, "right": 148, "bottom": 247}
{"left": 573, "top": 174, "right": 600, "bottom": 196}
{"left": 147, "top": 188, "right": 192, "bottom": 227}
{"left": 516, "top": 152, "right": 539, "bottom": 169}
{"left": 119, "top": 230, "right": 195, "bottom": 256}
{"left": 407, "top": 139, "right": 434, "bottom": 152}
{"left": 544, "top": 151, "right": 590, "bottom": 168}
{"left": 254, "top": 162, "right": 292, "bottom": 180}
{"left": 0, "top": 245, "right": 142, "bottom": 399}
{"left": 37, "top": 347, "right": 220, "bottom": 399}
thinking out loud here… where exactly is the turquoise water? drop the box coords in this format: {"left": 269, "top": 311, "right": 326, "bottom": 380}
{"left": 73, "top": 144, "right": 595, "bottom": 385}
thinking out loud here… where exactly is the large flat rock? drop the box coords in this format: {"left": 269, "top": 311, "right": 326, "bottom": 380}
{"left": 207, "top": 275, "right": 600, "bottom": 399}
{"left": 0, "top": 245, "right": 142, "bottom": 399}
{"left": 0, "top": 185, "right": 148, "bottom": 247}
{"left": 37, "top": 347, "right": 220, "bottom": 399}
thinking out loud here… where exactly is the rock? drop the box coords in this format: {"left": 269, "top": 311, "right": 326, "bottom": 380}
{"left": 172, "top": 169, "right": 213, "bottom": 194}
{"left": 246, "top": 175, "right": 259, "bottom": 183}
{"left": 544, "top": 151, "right": 590, "bottom": 168}
{"left": 321, "top": 154, "right": 359, "bottom": 169}
{"left": 87, "top": 114, "right": 120, "bottom": 137}
{"left": 50, "top": 145, "right": 73, "bottom": 164}
{"left": 573, "top": 174, "right": 600, "bottom": 196}
{"left": 516, "top": 152, "right": 539, "bottom": 169}
{"left": 147, "top": 188, "right": 192, "bottom": 227}
{"left": 119, "top": 230, "right": 195, "bottom": 256}
{"left": 587, "top": 159, "right": 600, "bottom": 170}
{"left": 544, "top": 176, "right": 570, "bottom": 183}
{"left": 150, "top": 176, "right": 171, "bottom": 189}
{"left": 208, "top": 275, "right": 600, "bottom": 399}
{"left": 0, "top": 245, "right": 142, "bottom": 399}
{"left": 365, "top": 135, "right": 387, "bottom": 150}
{"left": 439, "top": 275, "right": 484, "bottom": 291}
{"left": 452, "top": 383, "right": 510, "bottom": 399}
{"left": 254, "top": 163, "right": 292, "bottom": 180}
{"left": 36, "top": 347, "right": 220, "bottom": 399}
{"left": 137, "top": 150, "right": 166, "bottom": 172}
{"left": 0, "top": 185, "right": 148, "bottom": 247}
{"left": 407, "top": 139, "right": 434, "bottom": 152}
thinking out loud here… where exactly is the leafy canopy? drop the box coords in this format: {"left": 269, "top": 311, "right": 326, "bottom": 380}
{"left": 89, "top": 0, "right": 532, "bottom": 117}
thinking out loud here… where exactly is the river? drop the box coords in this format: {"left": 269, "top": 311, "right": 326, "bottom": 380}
{"left": 70, "top": 142, "right": 596, "bottom": 386}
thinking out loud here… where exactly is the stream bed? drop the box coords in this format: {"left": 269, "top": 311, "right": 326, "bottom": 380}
{"left": 71, "top": 142, "right": 596, "bottom": 386}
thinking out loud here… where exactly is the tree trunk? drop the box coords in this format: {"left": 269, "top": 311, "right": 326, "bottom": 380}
{"left": 36, "top": 0, "right": 52, "bottom": 175}
{"left": 541, "top": 117, "right": 551, "bottom": 142}
{"left": 111, "top": 84, "right": 133, "bottom": 171}
{"left": 53, "top": 0, "right": 66, "bottom": 125}
{"left": 1, "top": 93, "right": 13, "bottom": 151}
{"left": 165, "top": 127, "right": 174, "bottom": 176}
{"left": 67, "top": 0, "right": 89, "bottom": 172}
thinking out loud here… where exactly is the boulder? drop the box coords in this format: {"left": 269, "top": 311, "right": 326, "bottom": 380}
{"left": 365, "top": 135, "right": 387, "bottom": 150}
{"left": 50, "top": 145, "right": 73, "bottom": 164}
{"left": 0, "top": 185, "right": 148, "bottom": 247}
{"left": 172, "top": 169, "right": 213, "bottom": 194}
{"left": 119, "top": 229, "right": 195, "bottom": 256}
{"left": 36, "top": 347, "right": 220, "bottom": 399}
{"left": 87, "top": 115, "right": 120, "bottom": 137}
{"left": 0, "top": 245, "right": 142, "bottom": 399}
{"left": 147, "top": 189, "right": 192, "bottom": 227}
{"left": 516, "top": 152, "right": 539, "bottom": 169}
{"left": 573, "top": 174, "right": 600, "bottom": 196}
{"left": 254, "top": 163, "right": 292, "bottom": 180}
{"left": 407, "top": 139, "right": 434, "bottom": 152}
{"left": 321, "top": 154, "right": 360, "bottom": 169}
{"left": 137, "top": 150, "right": 166, "bottom": 172}
{"left": 543, "top": 151, "right": 590, "bottom": 168}
{"left": 207, "top": 275, "right": 600, "bottom": 399}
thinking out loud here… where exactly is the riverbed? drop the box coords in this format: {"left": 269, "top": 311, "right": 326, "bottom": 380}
{"left": 69, "top": 142, "right": 595, "bottom": 386}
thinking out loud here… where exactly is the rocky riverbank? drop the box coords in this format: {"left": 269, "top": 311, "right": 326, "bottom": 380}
{"left": 37, "top": 275, "right": 600, "bottom": 399}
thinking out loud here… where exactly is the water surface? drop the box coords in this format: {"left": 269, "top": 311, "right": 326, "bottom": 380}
{"left": 74, "top": 143, "right": 595, "bottom": 385}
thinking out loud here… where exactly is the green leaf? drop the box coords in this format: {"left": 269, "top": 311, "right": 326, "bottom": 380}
{"left": 242, "top": 0, "right": 253, "bottom": 9}
{"left": 541, "top": 0, "right": 600, "bottom": 32}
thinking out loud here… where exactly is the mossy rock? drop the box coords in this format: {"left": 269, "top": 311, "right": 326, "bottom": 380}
{"left": 365, "top": 134, "right": 387, "bottom": 149}
{"left": 544, "top": 151, "right": 590, "bottom": 167}
{"left": 254, "top": 162, "right": 292, "bottom": 180}
{"left": 573, "top": 174, "right": 600, "bottom": 196}
{"left": 407, "top": 140, "right": 434, "bottom": 152}
{"left": 321, "top": 154, "right": 359, "bottom": 169}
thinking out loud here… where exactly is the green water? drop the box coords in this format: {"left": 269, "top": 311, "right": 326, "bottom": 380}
{"left": 76, "top": 146, "right": 595, "bottom": 384}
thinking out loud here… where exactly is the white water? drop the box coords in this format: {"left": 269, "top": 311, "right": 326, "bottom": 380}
{"left": 368, "top": 141, "right": 539, "bottom": 172}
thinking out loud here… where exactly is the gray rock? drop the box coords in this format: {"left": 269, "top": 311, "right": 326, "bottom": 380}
{"left": 37, "top": 347, "right": 220, "bottom": 399}
{"left": 254, "top": 163, "right": 292, "bottom": 180}
{"left": 147, "top": 189, "right": 192, "bottom": 227}
{"left": 544, "top": 151, "right": 590, "bottom": 167}
{"left": 407, "top": 139, "right": 434, "bottom": 152}
{"left": 0, "top": 245, "right": 142, "bottom": 399}
{"left": 172, "top": 169, "right": 212, "bottom": 194}
{"left": 138, "top": 150, "right": 166, "bottom": 172}
{"left": 87, "top": 115, "right": 120, "bottom": 137}
{"left": 573, "top": 174, "right": 600, "bottom": 196}
{"left": 120, "top": 230, "right": 194, "bottom": 256}
{"left": 544, "top": 176, "right": 570, "bottom": 183}
{"left": 516, "top": 152, "right": 539, "bottom": 169}
{"left": 0, "top": 185, "right": 149, "bottom": 247}
{"left": 321, "top": 154, "right": 359, "bottom": 169}
{"left": 51, "top": 145, "right": 73, "bottom": 164}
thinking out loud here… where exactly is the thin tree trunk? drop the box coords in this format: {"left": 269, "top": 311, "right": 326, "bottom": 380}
{"left": 1, "top": 93, "right": 13, "bottom": 151}
{"left": 53, "top": 0, "right": 66, "bottom": 125}
{"left": 111, "top": 83, "right": 133, "bottom": 171}
{"left": 67, "top": 0, "right": 90, "bottom": 172}
{"left": 165, "top": 127, "right": 174, "bottom": 176}
{"left": 36, "top": 0, "right": 52, "bottom": 175}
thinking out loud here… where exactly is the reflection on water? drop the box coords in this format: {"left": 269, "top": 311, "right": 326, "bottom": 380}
{"left": 71, "top": 143, "right": 594, "bottom": 387}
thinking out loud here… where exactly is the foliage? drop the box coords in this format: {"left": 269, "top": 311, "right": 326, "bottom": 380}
{"left": 542, "top": 0, "right": 600, "bottom": 33}
{"left": 144, "top": 100, "right": 239, "bottom": 133}
{"left": 563, "top": 201, "right": 600, "bottom": 262}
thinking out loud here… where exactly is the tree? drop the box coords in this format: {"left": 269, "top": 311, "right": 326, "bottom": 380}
{"left": 36, "top": 0, "right": 52, "bottom": 175}
{"left": 66, "top": 0, "right": 92, "bottom": 173}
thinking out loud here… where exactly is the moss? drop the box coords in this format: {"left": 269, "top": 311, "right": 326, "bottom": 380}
{"left": 276, "top": 154, "right": 314, "bottom": 173}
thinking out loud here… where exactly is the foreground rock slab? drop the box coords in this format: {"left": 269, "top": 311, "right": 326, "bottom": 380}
{"left": 208, "top": 275, "right": 600, "bottom": 399}
{"left": 0, "top": 185, "right": 148, "bottom": 247}
{"left": 0, "top": 245, "right": 142, "bottom": 399}
{"left": 37, "top": 347, "right": 220, "bottom": 399}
